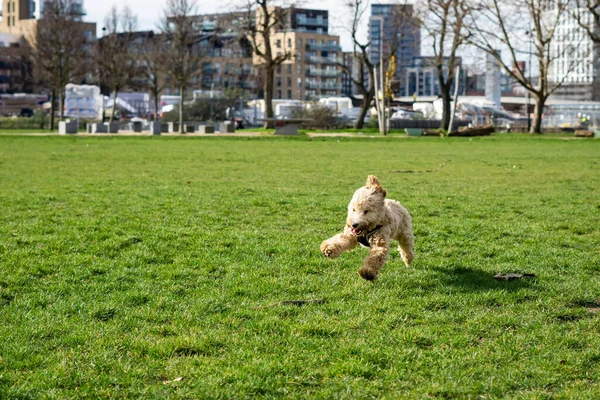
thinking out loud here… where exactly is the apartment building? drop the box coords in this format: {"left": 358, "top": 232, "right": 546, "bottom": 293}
{"left": 173, "top": 12, "right": 259, "bottom": 98}
{"left": 0, "top": 0, "right": 95, "bottom": 49}
{"left": 266, "top": 31, "right": 342, "bottom": 100}
{"left": 253, "top": 7, "right": 343, "bottom": 100}
{"left": 0, "top": 32, "right": 32, "bottom": 93}
{"left": 198, "top": 32, "right": 258, "bottom": 95}
{"left": 0, "top": 0, "right": 35, "bottom": 34}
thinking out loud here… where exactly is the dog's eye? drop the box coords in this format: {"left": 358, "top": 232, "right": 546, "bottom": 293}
{"left": 352, "top": 208, "right": 355, "bottom": 212}
{"left": 364, "top": 210, "right": 369, "bottom": 215}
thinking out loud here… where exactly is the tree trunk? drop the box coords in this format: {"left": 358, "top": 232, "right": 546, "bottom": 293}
{"left": 179, "top": 85, "right": 185, "bottom": 134}
{"left": 355, "top": 89, "right": 374, "bottom": 130}
{"left": 50, "top": 89, "right": 56, "bottom": 131}
{"left": 263, "top": 65, "right": 274, "bottom": 129}
{"left": 110, "top": 87, "right": 119, "bottom": 123}
{"left": 440, "top": 87, "right": 452, "bottom": 131}
{"left": 58, "top": 89, "right": 64, "bottom": 121}
{"left": 531, "top": 95, "right": 545, "bottom": 134}
{"left": 153, "top": 91, "right": 159, "bottom": 122}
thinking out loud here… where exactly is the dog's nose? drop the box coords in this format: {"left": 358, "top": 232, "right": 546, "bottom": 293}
{"left": 352, "top": 223, "right": 359, "bottom": 228}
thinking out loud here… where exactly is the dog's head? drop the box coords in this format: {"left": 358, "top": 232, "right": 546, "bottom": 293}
{"left": 346, "top": 175, "right": 387, "bottom": 236}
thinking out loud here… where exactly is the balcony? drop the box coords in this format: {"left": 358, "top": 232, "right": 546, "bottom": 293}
{"left": 68, "top": 3, "right": 86, "bottom": 16}
{"left": 225, "top": 68, "right": 243, "bottom": 75}
{"left": 296, "top": 17, "right": 328, "bottom": 27}
{"left": 238, "top": 81, "right": 258, "bottom": 89}
{"left": 306, "top": 69, "right": 341, "bottom": 77}
{"left": 305, "top": 81, "right": 342, "bottom": 90}
{"left": 306, "top": 55, "right": 339, "bottom": 65}
{"left": 202, "top": 67, "right": 220, "bottom": 74}
{"left": 306, "top": 43, "right": 342, "bottom": 52}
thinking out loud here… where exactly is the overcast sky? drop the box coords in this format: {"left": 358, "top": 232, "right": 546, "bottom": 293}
{"left": 84, "top": 0, "right": 359, "bottom": 50}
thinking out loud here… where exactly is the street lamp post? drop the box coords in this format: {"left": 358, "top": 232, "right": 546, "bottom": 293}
{"left": 526, "top": 28, "right": 532, "bottom": 132}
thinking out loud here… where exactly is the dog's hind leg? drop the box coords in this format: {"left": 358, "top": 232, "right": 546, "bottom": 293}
{"left": 397, "top": 230, "right": 415, "bottom": 267}
{"left": 320, "top": 227, "right": 358, "bottom": 259}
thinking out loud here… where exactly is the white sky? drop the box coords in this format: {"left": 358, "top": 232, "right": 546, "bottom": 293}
{"left": 83, "top": 0, "right": 360, "bottom": 51}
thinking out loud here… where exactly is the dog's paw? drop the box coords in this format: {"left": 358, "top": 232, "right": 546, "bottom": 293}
{"left": 358, "top": 267, "right": 378, "bottom": 281}
{"left": 320, "top": 241, "right": 341, "bottom": 258}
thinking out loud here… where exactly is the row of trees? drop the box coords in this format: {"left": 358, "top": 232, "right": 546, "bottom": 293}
{"left": 341, "top": 0, "right": 600, "bottom": 133}
{"left": 27, "top": 0, "right": 600, "bottom": 133}
{"left": 29, "top": 0, "right": 202, "bottom": 133}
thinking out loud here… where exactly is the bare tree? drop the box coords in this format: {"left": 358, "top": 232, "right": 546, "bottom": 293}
{"left": 468, "top": 0, "right": 586, "bottom": 133}
{"left": 337, "top": 0, "right": 415, "bottom": 129}
{"left": 136, "top": 32, "right": 168, "bottom": 122}
{"left": 572, "top": 0, "right": 600, "bottom": 42}
{"left": 29, "top": 0, "right": 91, "bottom": 130}
{"left": 159, "top": 0, "right": 202, "bottom": 134}
{"left": 97, "top": 5, "right": 138, "bottom": 123}
{"left": 244, "top": 0, "right": 293, "bottom": 128}
{"left": 337, "top": 0, "right": 375, "bottom": 129}
{"left": 417, "top": 0, "right": 470, "bottom": 131}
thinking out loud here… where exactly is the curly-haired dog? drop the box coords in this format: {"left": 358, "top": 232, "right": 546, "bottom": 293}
{"left": 320, "top": 175, "right": 414, "bottom": 280}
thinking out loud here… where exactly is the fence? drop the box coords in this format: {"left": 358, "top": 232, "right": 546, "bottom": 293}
{"left": 389, "top": 119, "right": 471, "bottom": 130}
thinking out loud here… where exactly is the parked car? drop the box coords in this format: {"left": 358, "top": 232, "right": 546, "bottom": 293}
{"left": 391, "top": 109, "right": 424, "bottom": 120}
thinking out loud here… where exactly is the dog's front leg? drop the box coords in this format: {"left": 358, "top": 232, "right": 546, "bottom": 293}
{"left": 320, "top": 226, "right": 358, "bottom": 259}
{"left": 358, "top": 235, "right": 390, "bottom": 280}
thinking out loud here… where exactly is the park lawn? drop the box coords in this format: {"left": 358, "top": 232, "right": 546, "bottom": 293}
{"left": 239, "top": 127, "right": 408, "bottom": 135}
{"left": 0, "top": 135, "right": 599, "bottom": 398}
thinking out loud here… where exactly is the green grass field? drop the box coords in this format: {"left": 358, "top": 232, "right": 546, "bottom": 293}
{"left": 1, "top": 135, "right": 599, "bottom": 398}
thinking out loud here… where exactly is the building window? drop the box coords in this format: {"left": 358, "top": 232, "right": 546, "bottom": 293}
{"left": 287, "top": 90, "right": 292, "bottom": 98}
{"left": 288, "top": 38, "right": 292, "bottom": 48}
{"left": 287, "top": 64, "right": 292, "bottom": 74}
{"left": 277, "top": 77, "right": 281, "bottom": 87}
{"left": 276, "top": 39, "right": 281, "bottom": 48}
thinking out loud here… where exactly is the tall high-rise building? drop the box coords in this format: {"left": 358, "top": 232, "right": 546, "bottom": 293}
{"left": 368, "top": 4, "right": 420, "bottom": 97}
{"left": 369, "top": 3, "right": 420, "bottom": 92}
{"left": 401, "top": 56, "right": 463, "bottom": 98}
{"left": 485, "top": 52, "right": 501, "bottom": 107}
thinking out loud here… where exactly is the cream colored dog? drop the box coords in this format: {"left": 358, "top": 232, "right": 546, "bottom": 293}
{"left": 320, "top": 175, "right": 414, "bottom": 280}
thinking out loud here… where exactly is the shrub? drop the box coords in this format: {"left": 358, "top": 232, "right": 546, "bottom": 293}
{"left": 291, "top": 105, "right": 346, "bottom": 130}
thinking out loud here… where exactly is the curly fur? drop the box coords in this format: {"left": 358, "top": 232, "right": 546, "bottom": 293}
{"left": 320, "top": 175, "right": 414, "bottom": 280}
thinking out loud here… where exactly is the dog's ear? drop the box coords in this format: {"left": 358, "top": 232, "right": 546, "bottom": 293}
{"left": 365, "top": 175, "right": 387, "bottom": 197}
{"left": 365, "top": 175, "right": 381, "bottom": 188}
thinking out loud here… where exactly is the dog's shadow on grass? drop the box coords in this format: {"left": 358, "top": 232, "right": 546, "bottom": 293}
{"left": 427, "top": 266, "right": 536, "bottom": 292}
